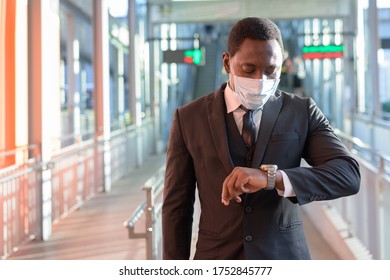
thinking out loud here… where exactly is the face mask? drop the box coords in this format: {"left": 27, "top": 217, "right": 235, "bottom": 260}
{"left": 233, "top": 75, "right": 280, "bottom": 110}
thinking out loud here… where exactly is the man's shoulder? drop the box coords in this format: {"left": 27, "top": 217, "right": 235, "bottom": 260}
{"left": 276, "top": 90, "right": 312, "bottom": 107}
{"left": 277, "top": 90, "right": 308, "bottom": 101}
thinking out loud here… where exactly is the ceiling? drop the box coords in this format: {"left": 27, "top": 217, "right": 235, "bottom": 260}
{"left": 147, "top": 0, "right": 353, "bottom": 24}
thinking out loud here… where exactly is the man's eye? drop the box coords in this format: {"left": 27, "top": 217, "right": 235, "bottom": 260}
{"left": 242, "top": 68, "right": 255, "bottom": 73}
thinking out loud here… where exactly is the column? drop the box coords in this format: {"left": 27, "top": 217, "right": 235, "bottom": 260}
{"left": 128, "top": 0, "right": 143, "bottom": 166}
{"left": 367, "top": 0, "right": 381, "bottom": 259}
{"left": 343, "top": 0, "right": 358, "bottom": 134}
{"left": 15, "top": 0, "right": 29, "bottom": 156}
{"left": 368, "top": 0, "right": 380, "bottom": 117}
{"left": 28, "top": 0, "right": 61, "bottom": 240}
{"left": 3, "top": 0, "right": 16, "bottom": 166}
{"left": 146, "top": 4, "right": 163, "bottom": 153}
{"left": 94, "top": 0, "right": 111, "bottom": 192}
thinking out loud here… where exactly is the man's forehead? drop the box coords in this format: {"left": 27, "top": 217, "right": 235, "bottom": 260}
{"left": 234, "top": 39, "right": 284, "bottom": 65}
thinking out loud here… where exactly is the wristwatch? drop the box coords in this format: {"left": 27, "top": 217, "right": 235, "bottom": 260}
{"left": 260, "top": 164, "right": 278, "bottom": 190}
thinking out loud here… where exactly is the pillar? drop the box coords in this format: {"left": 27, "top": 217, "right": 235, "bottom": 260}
{"left": 28, "top": 0, "right": 61, "bottom": 240}
{"left": 94, "top": 0, "right": 112, "bottom": 192}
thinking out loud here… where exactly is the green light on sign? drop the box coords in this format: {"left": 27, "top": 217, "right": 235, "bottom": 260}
{"left": 184, "top": 49, "right": 203, "bottom": 65}
{"left": 302, "top": 45, "right": 344, "bottom": 54}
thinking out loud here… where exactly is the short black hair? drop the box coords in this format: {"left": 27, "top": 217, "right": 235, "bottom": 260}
{"left": 227, "top": 17, "right": 284, "bottom": 57}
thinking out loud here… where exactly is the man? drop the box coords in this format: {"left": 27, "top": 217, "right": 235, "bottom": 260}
{"left": 162, "top": 17, "right": 360, "bottom": 260}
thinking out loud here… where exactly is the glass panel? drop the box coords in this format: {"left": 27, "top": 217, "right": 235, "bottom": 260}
{"left": 108, "top": 3, "right": 129, "bottom": 130}
{"left": 59, "top": 0, "right": 94, "bottom": 146}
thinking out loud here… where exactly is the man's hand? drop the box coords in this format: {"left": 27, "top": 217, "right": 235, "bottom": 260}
{"left": 221, "top": 167, "right": 267, "bottom": 206}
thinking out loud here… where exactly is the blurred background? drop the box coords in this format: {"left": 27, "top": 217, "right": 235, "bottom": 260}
{"left": 1, "top": 0, "right": 390, "bottom": 260}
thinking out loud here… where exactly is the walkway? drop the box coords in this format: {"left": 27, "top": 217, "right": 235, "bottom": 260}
{"left": 7, "top": 153, "right": 339, "bottom": 260}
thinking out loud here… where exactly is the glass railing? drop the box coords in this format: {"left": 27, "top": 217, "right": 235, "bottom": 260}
{"left": 333, "top": 129, "right": 390, "bottom": 259}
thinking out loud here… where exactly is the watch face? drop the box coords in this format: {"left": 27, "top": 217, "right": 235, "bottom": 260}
{"left": 260, "top": 164, "right": 278, "bottom": 171}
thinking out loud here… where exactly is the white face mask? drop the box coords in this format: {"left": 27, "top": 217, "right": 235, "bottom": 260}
{"left": 233, "top": 75, "right": 280, "bottom": 110}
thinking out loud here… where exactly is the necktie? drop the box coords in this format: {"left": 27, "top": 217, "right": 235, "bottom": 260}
{"left": 240, "top": 105, "right": 256, "bottom": 149}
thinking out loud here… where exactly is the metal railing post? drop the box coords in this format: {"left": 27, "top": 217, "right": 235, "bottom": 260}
{"left": 124, "top": 166, "right": 165, "bottom": 259}
{"left": 144, "top": 186, "right": 154, "bottom": 260}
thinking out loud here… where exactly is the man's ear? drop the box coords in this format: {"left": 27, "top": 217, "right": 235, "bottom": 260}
{"left": 222, "top": 52, "right": 230, "bottom": 73}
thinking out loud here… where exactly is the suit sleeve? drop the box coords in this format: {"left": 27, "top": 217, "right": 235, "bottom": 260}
{"left": 284, "top": 98, "right": 360, "bottom": 205}
{"left": 162, "top": 109, "right": 196, "bottom": 259}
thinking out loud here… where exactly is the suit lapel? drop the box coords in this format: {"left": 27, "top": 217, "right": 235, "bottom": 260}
{"left": 207, "top": 84, "right": 234, "bottom": 174}
{"left": 252, "top": 93, "right": 283, "bottom": 168}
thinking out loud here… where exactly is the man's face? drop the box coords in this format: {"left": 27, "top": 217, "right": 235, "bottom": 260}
{"left": 223, "top": 39, "right": 283, "bottom": 91}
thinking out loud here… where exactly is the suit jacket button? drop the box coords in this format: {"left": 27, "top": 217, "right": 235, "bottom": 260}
{"left": 245, "top": 235, "right": 253, "bottom": 242}
{"left": 248, "top": 154, "right": 253, "bottom": 161}
{"left": 244, "top": 206, "right": 252, "bottom": 213}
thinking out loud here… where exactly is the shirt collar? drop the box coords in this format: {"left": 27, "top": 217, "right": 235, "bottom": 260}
{"left": 224, "top": 80, "right": 242, "bottom": 113}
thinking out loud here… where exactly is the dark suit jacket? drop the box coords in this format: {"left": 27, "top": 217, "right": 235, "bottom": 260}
{"left": 162, "top": 83, "right": 360, "bottom": 260}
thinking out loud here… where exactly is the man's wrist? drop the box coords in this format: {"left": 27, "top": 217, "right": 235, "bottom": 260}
{"left": 275, "top": 170, "right": 285, "bottom": 192}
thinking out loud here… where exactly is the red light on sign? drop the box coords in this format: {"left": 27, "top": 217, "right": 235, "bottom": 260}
{"left": 302, "top": 52, "right": 343, "bottom": 60}
{"left": 184, "top": 56, "right": 193, "bottom": 64}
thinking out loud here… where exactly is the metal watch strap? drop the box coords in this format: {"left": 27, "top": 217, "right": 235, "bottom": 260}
{"left": 260, "top": 164, "right": 278, "bottom": 190}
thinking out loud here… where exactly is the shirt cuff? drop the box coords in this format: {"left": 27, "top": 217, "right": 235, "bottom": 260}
{"left": 276, "top": 170, "right": 296, "bottom": 197}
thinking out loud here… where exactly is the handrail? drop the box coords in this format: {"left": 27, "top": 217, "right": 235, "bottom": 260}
{"left": 0, "top": 161, "right": 48, "bottom": 184}
{"left": 334, "top": 128, "right": 390, "bottom": 174}
{"left": 123, "top": 165, "right": 165, "bottom": 260}
{"left": 125, "top": 201, "right": 148, "bottom": 238}
{"left": 0, "top": 144, "right": 41, "bottom": 174}
{"left": 110, "top": 117, "right": 155, "bottom": 139}
{"left": 0, "top": 144, "right": 40, "bottom": 158}
{"left": 334, "top": 129, "right": 390, "bottom": 161}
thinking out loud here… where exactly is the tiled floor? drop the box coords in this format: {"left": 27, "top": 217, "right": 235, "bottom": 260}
{"left": 7, "top": 153, "right": 339, "bottom": 260}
